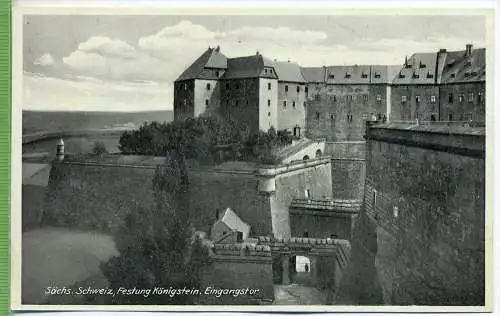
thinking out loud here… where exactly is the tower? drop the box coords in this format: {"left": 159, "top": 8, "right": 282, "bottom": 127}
{"left": 56, "top": 138, "right": 64, "bottom": 161}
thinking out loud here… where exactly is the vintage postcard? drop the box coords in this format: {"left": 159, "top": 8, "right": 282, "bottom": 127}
{"left": 10, "top": 1, "right": 495, "bottom": 313}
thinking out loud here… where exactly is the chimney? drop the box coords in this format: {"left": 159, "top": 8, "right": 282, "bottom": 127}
{"left": 439, "top": 48, "right": 447, "bottom": 53}
{"left": 56, "top": 138, "right": 65, "bottom": 161}
{"left": 404, "top": 56, "right": 408, "bottom": 67}
{"left": 466, "top": 44, "right": 473, "bottom": 56}
{"left": 215, "top": 209, "right": 220, "bottom": 220}
{"left": 215, "top": 45, "right": 220, "bottom": 52}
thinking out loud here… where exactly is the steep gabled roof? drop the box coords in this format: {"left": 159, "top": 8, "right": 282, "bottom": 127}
{"left": 219, "top": 207, "right": 250, "bottom": 235}
{"left": 175, "top": 47, "right": 227, "bottom": 82}
{"left": 325, "top": 65, "right": 372, "bottom": 84}
{"left": 273, "top": 61, "right": 305, "bottom": 83}
{"left": 392, "top": 52, "right": 438, "bottom": 85}
{"left": 300, "top": 67, "right": 326, "bottom": 83}
{"left": 441, "top": 48, "right": 485, "bottom": 84}
{"left": 222, "top": 54, "right": 278, "bottom": 80}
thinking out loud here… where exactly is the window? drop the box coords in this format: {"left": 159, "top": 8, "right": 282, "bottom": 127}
{"left": 316, "top": 112, "right": 320, "bottom": 119}
{"left": 468, "top": 92, "right": 474, "bottom": 103}
{"left": 303, "top": 101, "right": 307, "bottom": 107}
{"left": 305, "top": 189, "right": 311, "bottom": 198}
{"left": 184, "top": 83, "right": 188, "bottom": 90}
{"left": 268, "top": 112, "right": 271, "bottom": 117}
{"left": 246, "top": 100, "right": 249, "bottom": 105}
{"left": 226, "top": 100, "right": 229, "bottom": 106}
{"left": 328, "top": 73, "right": 335, "bottom": 79}
{"left": 205, "top": 99, "right": 209, "bottom": 106}
{"left": 419, "top": 61, "right": 426, "bottom": 68}
{"left": 363, "top": 94, "right": 368, "bottom": 102}
{"left": 376, "top": 95, "right": 382, "bottom": 103}
{"left": 372, "top": 189, "right": 377, "bottom": 206}
{"left": 459, "top": 94, "right": 464, "bottom": 103}
{"left": 236, "top": 232, "right": 243, "bottom": 243}
{"left": 297, "top": 86, "right": 300, "bottom": 93}
{"left": 183, "top": 99, "right": 187, "bottom": 106}
{"left": 303, "top": 232, "right": 309, "bottom": 238}
{"left": 448, "top": 93, "right": 453, "bottom": 103}
{"left": 285, "top": 85, "right": 289, "bottom": 92}
{"left": 374, "top": 72, "right": 381, "bottom": 79}
{"left": 283, "top": 101, "right": 287, "bottom": 108}
{"left": 401, "top": 95, "right": 407, "bottom": 103}
{"left": 235, "top": 82, "right": 240, "bottom": 89}
{"left": 393, "top": 206, "right": 399, "bottom": 218}
{"left": 345, "top": 72, "right": 351, "bottom": 78}
{"left": 267, "top": 83, "right": 272, "bottom": 90}
{"left": 399, "top": 73, "right": 405, "bottom": 78}
{"left": 267, "top": 99, "right": 271, "bottom": 106}
{"left": 426, "top": 72, "right": 434, "bottom": 79}
{"left": 361, "top": 72, "right": 368, "bottom": 79}
{"left": 430, "top": 95, "right": 436, "bottom": 103}
{"left": 450, "top": 73, "right": 456, "bottom": 78}
{"left": 413, "top": 73, "right": 420, "bottom": 79}
{"left": 415, "top": 96, "right": 421, "bottom": 104}
{"left": 333, "top": 95, "right": 337, "bottom": 102}
{"left": 314, "top": 94, "right": 320, "bottom": 101}
{"left": 330, "top": 114, "right": 335, "bottom": 120}
{"left": 347, "top": 95, "right": 353, "bottom": 102}
{"left": 478, "top": 91, "right": 484, "bottom": 102}
{"left": 235, "top": 100, "right": 239, "bottom": 106}
{"left": 264, "top": 69, "right": 268, "bottom": 74}
{"left": 206, "top": 83, "right": 211, "bottom": 90}
{"left": 292, "top": 101, "right": 296, "bottom": 108}
{"left": 225, "top": 83, "right": 230, "bottom": 89}
{"left": 305, "top": 87, "right": 309, "bottom": 95}
{"left": 448, "top": 113, "right": 453, "bottom": 121}
{"left": 216, "top": 71, "right": 219, "bottom": 77}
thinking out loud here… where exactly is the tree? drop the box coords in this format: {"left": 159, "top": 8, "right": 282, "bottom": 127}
{"left": 101, "top": 153, "right": 208, "bottom": 305}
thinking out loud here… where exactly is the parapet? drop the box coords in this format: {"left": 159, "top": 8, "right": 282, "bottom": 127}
{"left": 212, "top": 242, "right": 272, "bottom": 257}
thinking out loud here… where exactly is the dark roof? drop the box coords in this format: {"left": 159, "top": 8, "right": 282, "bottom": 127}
{"left": 273, "top": 61, "right": 305, "bottom": 83}
{"left": 301, "top": 65, "right": 399, "bottom": 84}
{"left": 441, "top": 48, "right": 485, "bottom": 84}
{"left": 175, "top": 47, "right": 227, "bottom": 82}
{"left": 222, "top": 54, "right": 278, "bottom": 80}
{"left": 300, "top": 67, "right": 325, "bottom": 83}
{"left": 392, "top": 52, "right": 438, "bottom": 85}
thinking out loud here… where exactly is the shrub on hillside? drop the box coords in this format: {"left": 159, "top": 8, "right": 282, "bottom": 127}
{"left": 92, "top": 141, "right": 108, "bottom": 156}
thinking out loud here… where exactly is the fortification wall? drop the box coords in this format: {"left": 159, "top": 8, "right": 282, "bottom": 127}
{"left": 44, "top": 163, "right": 157, "bottom": 234}
{"left": 270, "top": 159, "right": 333, "bottom": 238}
{"left": 331, "top": 158, "right": 366, "bottom": 200}
{"left": 187, "top": 170, "right": 273, "bottom": 236}
{"left": 365, "top": 125, "right": 485, "bottom": 305}
{"left": 324, "top": 141, "right": 366, "bottom": 159}
{"left": 199, "top": 243, "right": 274, "bottom": 304}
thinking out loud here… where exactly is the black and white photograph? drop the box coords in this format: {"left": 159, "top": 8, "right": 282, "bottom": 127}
{"left": 12, "top": 3, "right": 493, "bottom": 312}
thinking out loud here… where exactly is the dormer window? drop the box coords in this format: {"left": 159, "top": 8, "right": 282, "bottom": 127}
{"left": 426, "top": 72, "right": 434, "bottom": 79}
{"left": 450, "top": 73, "right": 456, "bottom": 78}
{"left": 398, "top": 72, "right": 405, "bottom": 79}
{"left": 361, "top": 72, "right": 368, "bottom": 79}
{"left": 471, "top": 71, "right": 478, "bottom": 76}
{"left": 345, "top": 72, "right": 351, "bottom": 79}
{"left": 374, "top": 72, "right": 381, "bottom": 79}
{"left": 419, "top": 61, "right": 426, "bottom": 68}
{"left": 264, "top": 69, "right": 268, "bottom": 74}
{"left": 464, "top": 72, "right": 471, "bottom": 78}
{"left": 465, "top": 59, "right": 472, "bottom": 67}
{"left": 206, "top": 83, "right": 211, "bottom": 91}
{"left": 412, "top": 72, "right": 419, "bottom": 79}
{"left": 328, "top": 73, "right": 335, "bottom": 79}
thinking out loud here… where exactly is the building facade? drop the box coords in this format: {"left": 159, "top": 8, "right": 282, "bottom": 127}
{"left": 301, "top": 65, "right": 397, "bottom": 141}
{"left": 174, "top": 44, "right": 486, "bottom": 140}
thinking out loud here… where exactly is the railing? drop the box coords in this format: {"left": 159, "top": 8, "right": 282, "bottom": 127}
{"left": 290, "top": 198, "right": 362, "bottom": 213}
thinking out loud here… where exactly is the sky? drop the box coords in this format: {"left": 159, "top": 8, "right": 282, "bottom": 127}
{"left": 22, "top": 15, "right": 487, "bottom": 112}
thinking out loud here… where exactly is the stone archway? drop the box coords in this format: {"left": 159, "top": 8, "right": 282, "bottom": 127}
{"left": 315, "top": 149, "right": 322, "bottom": 158}
{"left": 303, "top": 155, "right": 310, "bottom": 160}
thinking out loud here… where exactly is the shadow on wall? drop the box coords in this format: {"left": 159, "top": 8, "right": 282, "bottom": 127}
{"left": 334, "top": 212, "right": 383, "bottom": 305}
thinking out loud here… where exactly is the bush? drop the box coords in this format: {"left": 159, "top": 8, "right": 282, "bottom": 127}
{"left": 92, "top": 141, "right": 108, "bottom": 155}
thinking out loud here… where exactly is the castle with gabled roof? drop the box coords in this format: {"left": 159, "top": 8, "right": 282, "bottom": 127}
{"left": 174, "top": 44, "right": 485, "bottom": 141}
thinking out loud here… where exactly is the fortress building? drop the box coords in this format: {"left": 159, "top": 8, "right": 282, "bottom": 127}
{"left": 174, "top": 44, "right": 486, "bottom": 141}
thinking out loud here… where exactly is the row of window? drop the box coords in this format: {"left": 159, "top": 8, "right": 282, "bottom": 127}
{"left": 313, "top": 94, "right": 384, "bottom": 103}
{"left": 400, "top": 91, "right": 485, "bottom": 104}
{"left": 327, "top": 72, "right": 382, "bottom": 79}
{"left": 282, "top": 100, "right": 307, "bottom": 109}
